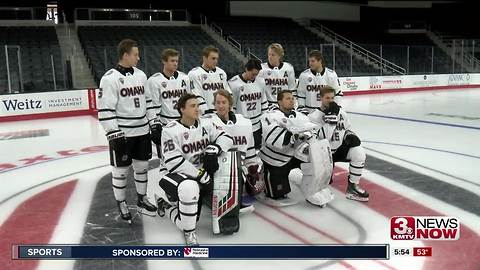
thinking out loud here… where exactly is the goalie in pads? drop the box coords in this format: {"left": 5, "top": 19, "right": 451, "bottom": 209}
{"left": 259, "top": 90, "right": 334, "bottom": 207}
{"left": 156, "top": 93, "right": 234, "bottom": 245}
{"left": 209, "top": 90, "right": 264, "bottom": 215}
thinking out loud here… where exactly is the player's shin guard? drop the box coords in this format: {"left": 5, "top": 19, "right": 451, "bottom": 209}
{"left": 163, "top": 204, "right": 197, "bottom": 245}
{"left": 346, "top": 146, "right": 369, "bottom": 201}
{"left": 346, "top": 146, "right": 365, "bottom": 184}
{"left": 177, "top": 180, "right": 200, "bottom": 232}
{"left": 132, "top": 159, "right": 148, "bottom": 195}
{"left": 112, "top": 166, "right": 129, "bottom": 201}
{"left": 132, "top": 160, "right": 157, "bottom": 215}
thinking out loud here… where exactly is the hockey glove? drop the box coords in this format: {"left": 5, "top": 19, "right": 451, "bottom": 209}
{"left": 203, "top": 144, "right": 221, "bottom": 176}
{"left": 324, "top": 101, "right": 340, "bottom": 125}
{"left": 244, "top": 164, "right": 265, "bottom": 196}
{"left": 344, "top": 131, "right": 361, "bottom": 148}
{"left": 197, "top": 168, "right": 211, "bottom": 185}
{"left": 325, "top": 101, "right": 340, "bottom": 116}
{"left": 106, "top": 130, "right": 127, "bottom": 152}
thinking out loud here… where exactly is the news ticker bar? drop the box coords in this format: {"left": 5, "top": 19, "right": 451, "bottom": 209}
{"left": 13, "top": 245, "right": 389, "bottom": 260}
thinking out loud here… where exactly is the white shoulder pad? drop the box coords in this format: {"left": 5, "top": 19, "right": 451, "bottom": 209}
{"left": 295, "top": 110, "right": 310, "bottom": 120}
{"left": 134, "top": 67, "right": 146, "bottom": 76}
{"left": 216, "top": 66, "right": 226, "bottom": 73}
{"left": 229, "top": 75, "right": 239, "bottom": 82}
{"left": 103, "top": 69, "right": 115, "bottom": 77}
{"left": 284, "top": 62, "right": 294, "bottom": 69}
{"left": 201, "top": 114, "right": 213, "bottom": 119}
{"left": 188, "top": 67, "right": 200, "bottom": 74}
{"left": 234, "top": 113, "right": 249, "bottom": 123}
{"left": 308, "top": 109, "right": 324, "bottom": 122}
{"left": 267, "top": 108, "right": 285, "bottom": 120}
{"left": 165, "top": 121, "right": 178, "bottom": 128}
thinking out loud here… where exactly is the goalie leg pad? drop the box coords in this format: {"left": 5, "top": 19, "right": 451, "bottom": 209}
{"left": 212, "top": 152, "right": 241, "bottom": 234}
{"left": 296, "top": 139, "right": 333, "bottom": 197}
{"left": 306, "top": 187, "right": 335, "bottom": 207}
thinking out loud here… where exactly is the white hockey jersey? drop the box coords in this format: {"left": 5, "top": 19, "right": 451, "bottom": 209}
{"left": 258, "top": 62, "right": 296, "bottom": 106}
{"left": 210, "top": 112, "right": 261, "bottom": 167}
{"left": 228, "top": 74, "right": 268, "bottom": 132}
{"left": 297, "top": 67, "right": 343, "bottom": 112}
{"left": 146, "top": 71, "right": 191, "bottom": 125}
{"left": 161, "top": 117, "right": 234, "bottom": 177}
{"left": 259, "top": 107, "right": 310, "bottom": 167}
{"left": 97, "top": 66, "right": 154, "bottom": 137}
{"left": 308, "top": 107, "right": 351, "bottom": 153}
{"left": 188, "top": 66, "right": 231, "bottom": 114}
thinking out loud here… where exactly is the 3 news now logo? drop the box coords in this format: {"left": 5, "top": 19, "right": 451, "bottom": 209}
{"left": 391, "top": 216, "right": 460, "bottom": 240}
{"left": 183, "top": 247, "right": 209, "bottom": 258}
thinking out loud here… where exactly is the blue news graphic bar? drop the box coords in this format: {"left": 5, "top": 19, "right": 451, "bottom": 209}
{"left": 15, "top": 245, "right": 389, "bottom": 260}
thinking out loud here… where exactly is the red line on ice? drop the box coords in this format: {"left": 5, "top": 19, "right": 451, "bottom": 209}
{"left": 254, "top": 210, "right": 356, "bottom": 270}
{"left": 330, "top": 167, "right": 480, "bottom": 270}
{"left": 0, "top": 180, "right": 77, "bottom": 270}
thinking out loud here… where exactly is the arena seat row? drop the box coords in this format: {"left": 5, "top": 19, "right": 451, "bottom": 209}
{"left": 0, "top": 26, "right": 65, "bottom": 94}
{"left": 212, "top": 16, "right": 380, "bottom": 77}
{"left": 77, "top": 26, "right": 244, "bottom": 83}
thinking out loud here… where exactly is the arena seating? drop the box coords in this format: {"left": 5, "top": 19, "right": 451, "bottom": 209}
{"left": 0, "top": 26, "right": 64, "bottom": 93}
{"left": 212, "top": 16, "right": 380, "bottom": 77}
{"left": 313, "top": 20, "right": 453, "bottom": 74}
{"left": 77, "top": 26, "right": 244, "bottom": 83}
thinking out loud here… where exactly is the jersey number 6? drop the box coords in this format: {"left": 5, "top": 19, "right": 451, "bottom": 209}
{"left": 134, "top": 97, "right": 140, "bottom": 108}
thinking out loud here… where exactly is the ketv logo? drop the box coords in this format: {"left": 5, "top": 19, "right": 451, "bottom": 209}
{"left": 391, "top": 216, "right": 460, "bottom": 240}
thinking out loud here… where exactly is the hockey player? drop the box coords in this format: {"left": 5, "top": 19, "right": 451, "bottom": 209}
{"left": 297, "top": 50, "right": 343, "bottom": 113}
{"left": 97, "top": 39, "right": 158, "bottom": 224}
{"left": 146, "top": 48, "right": 190, "bottom": 173}
{"left": 210, "top": 89, "right": 265, "bottom": 208}
{"left": 259, "top": 90, "right": 334, "bottom": 207}
{"left": 156, "top": 93, "right": 234, "bottom": 245}
{"left": 308, "top": 86, "right": 369, "bottom": 202}
{"left": 188, "top": 45, "right": 231, "bottom": 114}
{"left": 146, "top": 48, "right": 191, "bottom": 126}
{"left": 228, "top": 58, "right": 268, "bottom": 149}
{"left": 258, "top": 43, "right": 296, "bottom": 107}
